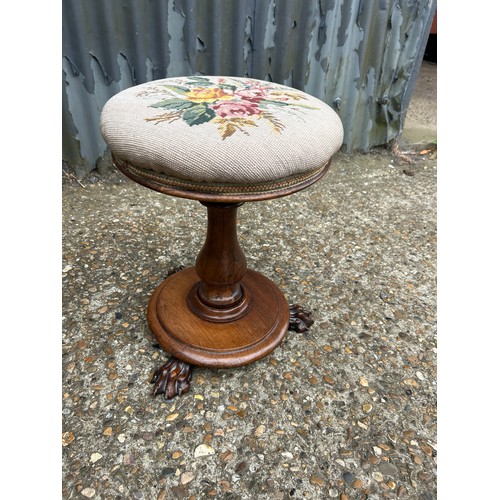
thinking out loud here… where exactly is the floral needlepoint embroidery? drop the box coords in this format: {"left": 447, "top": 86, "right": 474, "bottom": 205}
{"left": 142, "top": 76, "right": 320, "bottom": 139}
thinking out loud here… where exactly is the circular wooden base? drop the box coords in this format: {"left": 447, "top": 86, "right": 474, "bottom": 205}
{"left": 147, "top": 267, "right": 289, "bottom": 368}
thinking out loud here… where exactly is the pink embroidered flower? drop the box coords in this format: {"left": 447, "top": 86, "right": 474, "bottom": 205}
{"left": 212, "top": 100, "right": 262, "bottom": 118}
{"left": 234, "top": 87, "right": 268, "bottom": 103}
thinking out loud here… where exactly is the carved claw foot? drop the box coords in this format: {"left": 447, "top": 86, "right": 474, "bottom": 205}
{"left": 288, "top": 304, "right": 314, "bottom": 333}
{"left": 151, "top": 357, "right": 193, "bottom": 402}
{"left": 165, "top": 265, "right": 186, "bottom": 279}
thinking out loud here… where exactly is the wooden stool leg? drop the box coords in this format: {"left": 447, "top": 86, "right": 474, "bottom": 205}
{"left": 187, "top": 202, "right": 252, "bottom": 322}
{"left": 150, "top": 356, "right": 193, "bottom": 402}
{"left": 288, "top": 304, "right": 314, "bottom": 333}
{"left": 148, "top": 203, "right": 289, "bottom": 360}
{"left": 148, "top": 202, "right": 290, "bottom": 400}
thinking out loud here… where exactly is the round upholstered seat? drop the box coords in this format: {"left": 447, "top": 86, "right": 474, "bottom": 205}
{"left": 100, "top": 76, "right": 343, "bottom": 201}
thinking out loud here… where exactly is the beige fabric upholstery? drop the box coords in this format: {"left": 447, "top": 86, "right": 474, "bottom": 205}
{"left": 100, "top": 76, "right": 343, "bottom": 185}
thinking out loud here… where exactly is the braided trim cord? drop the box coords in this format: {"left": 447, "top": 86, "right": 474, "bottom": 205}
{"left": 119, "top": 160, "right": 328, "bottom": 197}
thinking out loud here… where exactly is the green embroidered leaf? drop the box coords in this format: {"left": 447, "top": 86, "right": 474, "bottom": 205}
{"left": 218, "top": 84, "right": 238, "bottom": 91}
{"left": 150, "top": 98, "right": 196, "bottom": 110}
{"left": 184, "top": 76, "right": 214, "bottom": 87}
{"left": 258, "top": 99, "right": 291, "bottom": 107}
{"left": 184, "top": 80, "right": 216, "bottom": 87}
{"left": 258, "top": 99, "right": 320, "bottom": 111}
{"left": 182, "top": 104, "right": 216, "bottom": 126}
{"left": 161, "top": 84, "right": 190, "bottom": 93}
{"left": 187, "top": 76, "right": 210, "bottom": 82}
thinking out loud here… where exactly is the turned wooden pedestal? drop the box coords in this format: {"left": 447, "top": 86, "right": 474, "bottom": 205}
{"left": 148, "top": 202, "right": 289, "bottom": 368}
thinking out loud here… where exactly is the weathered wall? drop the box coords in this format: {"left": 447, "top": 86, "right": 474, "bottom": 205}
{"left": 63, "top": 0, "right": 436, "bottom": 177}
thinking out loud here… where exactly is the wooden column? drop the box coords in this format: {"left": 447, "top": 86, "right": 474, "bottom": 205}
{"left": 188, "top": 203, "right": 252, "bottom": 321}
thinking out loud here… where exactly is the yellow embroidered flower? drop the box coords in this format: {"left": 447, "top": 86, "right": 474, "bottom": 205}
{"left": 184, "top": 87, "right": 233, "bottom": 103}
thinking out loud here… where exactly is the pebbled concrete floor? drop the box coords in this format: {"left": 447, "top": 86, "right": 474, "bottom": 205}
{"left": 400, "top": 61, "right": 437, "bottom": 147}
{"left": 62, "top": 64, "right": 437, "bottom": 499}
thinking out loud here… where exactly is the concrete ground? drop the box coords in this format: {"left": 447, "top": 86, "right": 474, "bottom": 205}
{"left": 62, "top": 62, "right": 437, "bottom": 499}
{"left": 401, "top": 61, "right": 437, "bottom": 146}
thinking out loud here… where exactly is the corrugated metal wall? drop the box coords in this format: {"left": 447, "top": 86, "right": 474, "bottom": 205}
{"left": 63, "top": 0, "right": 436, "bottom": 177}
